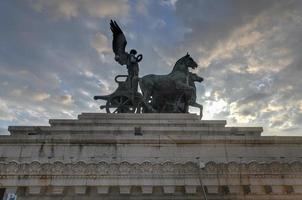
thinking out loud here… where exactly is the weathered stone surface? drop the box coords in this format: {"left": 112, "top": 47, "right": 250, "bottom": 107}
{"left": 74, "top": 186, "right": 86, "bottom": 194}
{"left": 1, "top": 113, "right": 302, "bottom": 200}
{"left": 28, "top": 186, "right": 41, "bottom": 195}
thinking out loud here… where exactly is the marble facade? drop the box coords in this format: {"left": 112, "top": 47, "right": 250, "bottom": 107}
{"left": 0, "top": 113, "right": 301, "bottom": 200}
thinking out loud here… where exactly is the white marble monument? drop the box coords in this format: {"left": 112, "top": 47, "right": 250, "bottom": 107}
{"left": 0, "top": 113, "right": 302, "bottom": 200}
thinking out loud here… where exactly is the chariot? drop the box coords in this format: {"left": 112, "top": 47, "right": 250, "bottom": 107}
{"left": 94, "top": 63, "right": 203, "bottom": 116}
{"left": 94, "top": 75, "right": 144, "bottom": 113}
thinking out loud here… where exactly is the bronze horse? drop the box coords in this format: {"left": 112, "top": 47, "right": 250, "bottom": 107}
{"left": 139, "top": 53, "right": 199, "bottom": 113}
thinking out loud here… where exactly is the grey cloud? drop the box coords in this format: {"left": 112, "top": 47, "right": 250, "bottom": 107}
{"left": 171, "top": 0, "right": 302, "bottom": 134}
{"left": 175, "top": 0, "right": 299, "bottom": 50}
{"left": 0, "top": 1, "right": 120, "bottom": 125}
{"left": 237, "top": 93, "right": 270, "bottom": 105}
{"left": 28, "top": 0, "right": 130, "bottom": 20}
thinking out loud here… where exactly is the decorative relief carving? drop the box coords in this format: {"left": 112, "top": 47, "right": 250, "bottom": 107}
{"left": 175, "top": 163, "right": 184, "bottom": 174}
{"left": 42, "top": 163, "right": 53, "bottom": 175}
{"left": 73, "top": 161, "right": 87, "bottom": 174}
{"left": 228, "top": 161, "right": 240, "bottom": 173}
{"left": 270, "top": 161, "right": 282, "bottom": 173}
{"left": 96, "top": 162, "right": 109, "bottom": 174}
{"left": 119, "top": 161, "right": 131, "bottom": 174}
{"left": 162, "top": 162, "right": 175, "bottom": 173}
{"left": 86, "top": 163, "right": 97, "bottom": 175}
{"left": 6, "top": 161, "right": 19, "bottom": 174}
{"left": 141, "top": 161, "right": 153, "bottom": 174}
{"left": 0, "top": 161, "right": 301, "bottom": 177}
{"left": 184, "top": 162, "right": 198, "bottom": 173}
{"left": 281, "top": 163, "right": 290, "bottom": 172}
{"left": 52, "top": 161, "right": 64, "bottom": 174}
{"left": 29, "top": 161, "right": 41, "bottom": 174}
{"left": 130, "top": 163, "right": 142, "bottom": 174}
{"left": 205, "top": 161, "right": 217, "bottom": 173}
{"left": 108, "top": 163, "right": 119, "bottom": 174}
{"left": 152, "top": 163, "right": 163, "bottom": 174}
{"left": 290, "top": 161, "right": 301, "bottom": 172}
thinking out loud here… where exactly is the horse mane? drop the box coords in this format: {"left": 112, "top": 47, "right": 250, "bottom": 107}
{"left": 170, "top": 55, "right": 188, "bottom": 74}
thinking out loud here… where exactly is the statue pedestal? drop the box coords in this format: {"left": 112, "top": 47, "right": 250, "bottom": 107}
{"left": 1, "top": 113, "right": 302, "bottom": 199}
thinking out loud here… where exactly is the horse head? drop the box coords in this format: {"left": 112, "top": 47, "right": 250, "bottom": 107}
{"left": 189, "top": 72, "right": 204, "bottom": 83}
{"left": 183, "top": 53, "right": 198, "bottom": 70}
{"left": 173, "top": 53, "right": 198, "bottom": 73}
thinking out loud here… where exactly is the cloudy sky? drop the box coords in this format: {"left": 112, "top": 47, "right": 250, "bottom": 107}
{"left": 1, "top": 0, "right": 302, "bottom": 136}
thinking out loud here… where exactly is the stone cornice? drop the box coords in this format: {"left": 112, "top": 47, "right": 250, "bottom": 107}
{"left": 1, "top": 134, "right": 302, "bottom": 145}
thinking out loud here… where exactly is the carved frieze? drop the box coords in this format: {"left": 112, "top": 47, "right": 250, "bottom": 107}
{"left": 0, "top": 161, "right": 301, "bottom": 177}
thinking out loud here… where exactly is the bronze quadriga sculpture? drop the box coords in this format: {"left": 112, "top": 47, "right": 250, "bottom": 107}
{"left": 94, "top": 20, "right": 203, "bottom": 118}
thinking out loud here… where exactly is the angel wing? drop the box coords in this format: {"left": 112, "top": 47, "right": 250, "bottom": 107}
{"left": 110, "top": 20, "right": 128, "bottom": 65}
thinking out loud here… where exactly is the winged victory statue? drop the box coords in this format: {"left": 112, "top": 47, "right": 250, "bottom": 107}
{"left": 110, "top": 20, "right": 143, "bottom": 93}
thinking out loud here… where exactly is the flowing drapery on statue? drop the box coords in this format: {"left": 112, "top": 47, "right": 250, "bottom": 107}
{"left": 94, "top": 20, "right": 204, "bottom": 118}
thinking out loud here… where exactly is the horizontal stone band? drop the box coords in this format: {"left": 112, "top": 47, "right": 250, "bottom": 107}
{"left": 0, "top": 161, "right": 301, "bottom": 176}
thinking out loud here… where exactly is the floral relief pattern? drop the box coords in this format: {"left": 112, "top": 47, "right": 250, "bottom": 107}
{"left": 0, "top": 161, "right": 301, "bottom": 177}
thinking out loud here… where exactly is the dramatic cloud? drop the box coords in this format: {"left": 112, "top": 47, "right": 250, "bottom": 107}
{"left": 1, "top": 0, "right": 302, "bottom": 136}
{"left": 90, "top": 32, "right": 111, "bottom": 55}
{"left": 173, "top": 0, "right": 302, "bottom": 135}
{"left": 29, "top": 0, "right": 130, "bottom": 20}
{"left": 60, "top": 94, "right": 74, "bottom": 105}
{"left": 0, "top": 99, "right": 16, "bottom": 121}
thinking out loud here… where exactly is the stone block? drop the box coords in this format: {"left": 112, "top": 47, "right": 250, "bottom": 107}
{"left": 119, "top": 186, "right": 131, "bottom": 194}
{"left": 97, "top": 186, "right": 109, "bottom": 194}
{"left": 271, "top": 185, "right": 285, "bottom": 194}
{"left": 293, "top": 185, "right": 302, "bottom": 194}
{"left": 206, "top": 186, "right": 219, "bottom": 194}
{"left": 51, "top": 186, "right": 64, "bottom": 195}
{"left": 163, "top": 186, "right": 175, "bottom": 194}
{"left": 228, "top": 185, "right": 242, "bottom": 194}
{"left": 74, "top": 186, "right": 86, "bottom": 194}
{"left": 28, "top": 186, "right": 41, "bottom": 195}
{"left": 185, "top": 186, "right": 197, "bottom": 194}
{"left": 141, "top": 186, "right": 153, "bottom": 194}
{"left": 250, "top": 185, "right": 265, "bottom": 194}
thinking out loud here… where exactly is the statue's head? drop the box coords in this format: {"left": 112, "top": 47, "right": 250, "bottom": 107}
{"left": 130, "top": 49, "right": 137, "bottom": 55}
{"left": 181, "top": 53, "right": 198, "bottom": 69}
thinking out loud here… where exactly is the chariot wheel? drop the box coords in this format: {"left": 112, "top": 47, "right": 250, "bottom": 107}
{"left": 105, "top": 95, "right": 140, "bottom": 113}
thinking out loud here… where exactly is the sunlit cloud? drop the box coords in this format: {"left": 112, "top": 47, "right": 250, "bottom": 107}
{"left": 0, "top": 99, "right": 16, "bottom": 121}
{"left": 32, "top": 92, "right": 51, "bottom": 102}
{"left": 29, "top": 0, "right": 130, "bottom": 20}
{"left": 59, "top": 94, "right": 74, "bottom": 105}
{"left": 90, "top": 32, "right": 111, "bottom": 55}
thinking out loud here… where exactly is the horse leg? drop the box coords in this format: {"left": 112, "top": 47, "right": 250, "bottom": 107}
{"left": 190, "top": 102, "right": 203, "bottom": 119}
